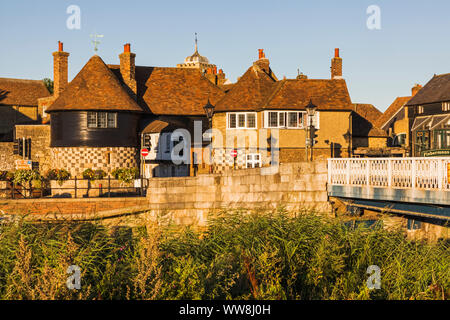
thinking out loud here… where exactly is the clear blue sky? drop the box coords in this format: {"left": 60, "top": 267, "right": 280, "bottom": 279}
{"left": 1, "top": 0, "right": 449, "bottom": 111}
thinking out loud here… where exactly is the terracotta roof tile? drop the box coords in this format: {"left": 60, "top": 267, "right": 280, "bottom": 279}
{"left": 215, "top": 63, "right": 278, "bottom": 112}
{"left": 352, "top": 103, "right": 382, "bottom": 124}
{"left": 46, "top": 55, "right": 143, "bottom": 113}
{"left": 352, "top": 103, "right": 387, "bottom": 137}
{"left": 406, "top": 73, "right": 450, "bottom": 106}
{"left": 263, "top": 79, "right": 353, "bottom": 111}
{"left": 0, "top": 78, "right": 50, "bottom": 106}
{"left": 110, "top": 66, "right": 225, "bottom": 116}
{"left": 375, "top": 96, "right": 411, "bottom": 129}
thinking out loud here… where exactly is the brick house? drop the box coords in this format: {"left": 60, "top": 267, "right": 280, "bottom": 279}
{"left": 373, "top": 84, "right": 422, "bottom": 157}
{"left": 351, "top": 103, "right": 391, "bottom": 157}
{"left": 211, "top": 48, "right": 381, "bottom": 171}
{"left": 405, "top": 73, "right": 450, "bottom": 157}
{"left": 0, "top": 78, "right": 51, "bottom": 141}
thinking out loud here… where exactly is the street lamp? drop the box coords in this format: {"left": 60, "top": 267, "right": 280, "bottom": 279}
{"left": 203, "top": 99, "right": 215, "bottom": 127}
{"left": 305, "top": 99, "right": 317, "bottom": 162}
{"left": 203, "top": 99, "right": 215, "bottom": 173}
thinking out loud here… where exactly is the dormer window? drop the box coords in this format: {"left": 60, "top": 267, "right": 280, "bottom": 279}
{"left": 87, "top": 112, "right": 117, "bottom": 128}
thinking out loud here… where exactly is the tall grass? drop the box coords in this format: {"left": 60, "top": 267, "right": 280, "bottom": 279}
{"left": 0, "top": 209, "right": 448, "bottom": 300}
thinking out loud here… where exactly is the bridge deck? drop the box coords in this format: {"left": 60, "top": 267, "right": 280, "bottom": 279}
{"left": 327, "top": 158, "right": 450, "bottom": 218}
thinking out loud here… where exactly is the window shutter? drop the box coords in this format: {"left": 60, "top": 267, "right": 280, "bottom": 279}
{"left": 315, "top": 112, "right": 320, "bottom": 129}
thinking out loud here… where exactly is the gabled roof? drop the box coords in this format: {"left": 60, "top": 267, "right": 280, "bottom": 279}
{"left": 375, "top": 96, "right": 411, "bottom": 129}
{"left": 109, "top": 66, "right": 225, "bottom": 116}
{"left": 0, "top": 78, "right": 50, "bottom": 106}
{"left": 406, "top": 73, "right": 450, "bottom": 106}
{"left": 46, "top": 55, "right": 143, "bottom": 113}
{"left": 262, "top": 79, "right": 353, "bottom": 111}
{"left": 352, "top": 104, "right": 382, "bottom": 124}
{"left": 352, "top": 103, "right": 387, "bottom": 138}
{"left": 215, "top": 63, "right": 277, "bottom": 112}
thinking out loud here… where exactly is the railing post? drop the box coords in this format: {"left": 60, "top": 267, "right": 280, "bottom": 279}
{"left": 411, "top": 159, "right": 416, "bottom": 189}
{"left": 346, "top": 159, "right": 351, "bottom": 185}
{"left": 327, "top": 159, "right": 332, "bottom": 185}
{"left": 387, "top": 159, "right": 392, "bottom": 187}
{"left": 366, "top": 159, "right": 370, "bottom": 186}
{"left": 438, "top": 159, "right": 443, "bottom": 189}
{"left": 74, "top": 177, "right": 77, "bottom": 198}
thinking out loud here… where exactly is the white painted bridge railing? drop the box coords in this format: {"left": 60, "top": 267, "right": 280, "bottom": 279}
{"left": 328, "top": 157, "right": 450, "bottom": 191}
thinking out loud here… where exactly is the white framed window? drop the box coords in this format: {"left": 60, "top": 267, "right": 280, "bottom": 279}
{"left": 264, "top": 111, "right": 318, "bottom": 129}
{"left": 246, "top": 153, "right": 261, "bottom": 168}
{"left": 87, "top": 112, "right": 117, "bottom": 128}
{"left": 227, "top": 112, "right": 257, "bottom": 129}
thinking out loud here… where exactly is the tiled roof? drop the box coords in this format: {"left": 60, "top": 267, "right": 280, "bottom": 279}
{"left": 0, "top": 78, "right": 50, "bottom": 106}
{"left": 109, "top": 66, "right": 225, "bottom": 116}
{"left": 406, "top": 73, "right": 450, "bottom": 106}
{"left": 352, "top": 103, "right": 387, "bottom": 137}
{"left": 46, "top": 55, "right": 143, "bottom": 113}
{"left": 375, "top": 96, "right": 411, "bottom": 129}
{"left": 262, "top": 79, "right": 353, "bottom": 111}
{"left": 352, "top": 104, "right": 382, "bottom": 124}
{"left": 215, "top": 63, "right": 278, "bottom": 112}
{"left": 141, "top": 116, "right": 189, "bottom": 134}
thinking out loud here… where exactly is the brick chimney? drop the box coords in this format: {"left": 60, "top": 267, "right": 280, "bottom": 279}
{"left": 331, "top": 48, "right": 343, "bottom": 79}
{"left": 119, "top": 43, "right": 137, "bottom": 98}
{"left": 53, "top": 41, "right": 70, "bottom": 98}
{"left": 254, "top": 49, "right": 270, "bottom": 74}
{"left": 412, "top": 84, "right": 422, "bottom": 96}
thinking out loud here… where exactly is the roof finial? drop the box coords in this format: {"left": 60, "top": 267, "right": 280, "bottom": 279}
{"left": 195, "top": 33, "right": 198, "bottom": 52}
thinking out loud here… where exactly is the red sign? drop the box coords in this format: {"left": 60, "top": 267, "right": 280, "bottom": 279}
{"left": 231, "top": 150, "right": 238, "bottom": 158}
{"left": 141, "top": 148, "right": 149, "bottom": 157}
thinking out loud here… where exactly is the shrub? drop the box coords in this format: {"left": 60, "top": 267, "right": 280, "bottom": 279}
{"left": 82, "top": 169, "right": 107, "bottom": 181}
{"left": 46, "top": 169, "right": 71, "bottom": 186}
{"left": 0, "top": 171, "right": 13, "bottom": 181}
{"left": 111, "top": 168, "right": 139, "bottom": 184}
{"left": 12, "top": 170, "right": 41, "bottom": 186}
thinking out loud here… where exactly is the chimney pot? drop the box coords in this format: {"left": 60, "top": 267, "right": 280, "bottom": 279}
{"left": 124, "top": 43, "right": 131, "bottom": 53}
{"left": 218, "top": 69, "right": 223, "bottom": 74}
{"left": 213, "top": 66, "right": 217, "bottom": 74}
{"left": 335, "top": 48, "right": 340, "bottom": 58}
{"left": 258, "top": 49, "right": 264, "bottom": 60}
{"left": 58, "top": 41, "right": 63, "bottom": 52}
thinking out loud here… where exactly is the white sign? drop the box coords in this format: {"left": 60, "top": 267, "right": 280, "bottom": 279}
{"left": 15, "top": 160, "right": 32, "bottom": 170}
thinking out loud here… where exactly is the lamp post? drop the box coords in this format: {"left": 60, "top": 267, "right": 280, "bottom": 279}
{"left": 203, "top": 99, "right": 215, "bottom": 173}
{"left": 305, "top": 99, "right": 317, "bottom": 162}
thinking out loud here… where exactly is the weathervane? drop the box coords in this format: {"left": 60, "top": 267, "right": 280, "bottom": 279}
{"left": 90, "top": 33, "right": 104, "bottom": 53}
